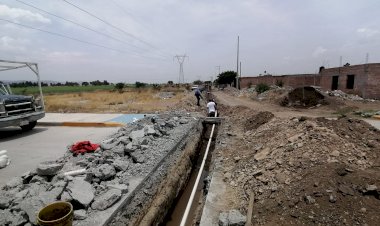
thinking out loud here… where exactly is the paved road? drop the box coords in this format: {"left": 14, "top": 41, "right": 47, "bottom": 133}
{"left": 364, "top": 119, "right": 380, "bottom": 130}
{"left": 0, "top": 126, "right": 118, "bottom": 187}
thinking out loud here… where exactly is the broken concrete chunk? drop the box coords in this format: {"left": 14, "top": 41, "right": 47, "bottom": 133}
{"left": 130, "top": 151, "right": 145, "bottom": 163}
{"left": 30, "top": 175, "right": 48, "bottom": 183}
{"left": 338, "top": 184, "right": 355, "bottom": 196}
{"left": 219, "top": 209, "right": 246, "bottom": 226}
{"left": 19, "top": 196, "right": 44, "bottom": 224}
{"left": 5, "top": 177, "right": 23, "bottom": 190}
{"left": 366, "top": 184, "right": 378, "bottom": 191}
{"left": 66, "top": 178, "right": 94, "bottom": 208}
{"left": 107, "top": 183, "right": 128, "bottom": 194}
{"left": 93, "top": 164, "right": 116, "bottom": 180}
{"left": 144, "top": 125, "right": 156, "bottom": 136}
{"left": 74, "top": 209, "right": 87, "bottom": 220}
{"left": 118, "top": 136, "right": 130, "bottom": 145}
{"left": 125, "top": 142, "right": 135, "bottom": 153}
{"left": 179, "top": 119, "right": 188, "bottom": 124}
{"left": 91, "top": 189, "right": 121, "bottom": 211}
{"left": 112, "top": 159, "right": 129, "bottom": 172}
{"left": 129, "top": 129, "right": 145, "bottom": 141}
{"left": 36, "top": 161, "right": 63, "bottom": 176}
{"left": 111, "top": 144, "right": 125, "bottom": 157}
{"left": 100, "top": 141, "right": 118, "bottom": 150}
{"left": 0, "top": 192, "right": 12, "bottom": 208}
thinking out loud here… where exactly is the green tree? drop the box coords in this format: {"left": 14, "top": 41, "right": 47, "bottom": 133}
{"left": 215, "top": 71, "right": 237, "bottom": 85}
{"left": 115, "top": 82, "right": 125, "bottom": 93}
{"left": 167, "top": 81, "right": 174, "bottom": 85}
{"left": 135, "top": 81, "right": 146, "bottom": 88}
{"left": 193, "top": 80, "right": 202, "bottom": 85}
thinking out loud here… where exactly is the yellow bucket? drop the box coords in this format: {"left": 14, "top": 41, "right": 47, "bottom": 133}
{"left": 37, "top": 201, "right": 73, "bottom": 226}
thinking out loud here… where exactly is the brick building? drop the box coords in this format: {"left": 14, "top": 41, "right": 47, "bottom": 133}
{"left": 240, "top": 63, "right": 380, "bottom": 99}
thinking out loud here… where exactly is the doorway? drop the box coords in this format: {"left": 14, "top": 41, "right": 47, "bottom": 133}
{"left": 331, "top": 76, "right": 339, "bottom": 90}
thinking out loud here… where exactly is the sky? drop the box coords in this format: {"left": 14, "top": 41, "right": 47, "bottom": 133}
{"left": 0, "top": 0, "right": 380, "bottom": 83}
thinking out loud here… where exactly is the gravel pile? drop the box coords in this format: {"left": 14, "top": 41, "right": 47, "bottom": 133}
{"left": 0, "top": 113, "right": 198, "bottom": 226}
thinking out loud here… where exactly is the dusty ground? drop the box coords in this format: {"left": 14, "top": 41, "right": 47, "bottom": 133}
{"left": 207, "top": 88, "right": 380, "bottom": 226}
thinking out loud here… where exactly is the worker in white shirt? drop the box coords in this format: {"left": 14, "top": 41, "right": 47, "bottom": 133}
{"left": 207, "top": 99, "right": 217, "bottom": 117}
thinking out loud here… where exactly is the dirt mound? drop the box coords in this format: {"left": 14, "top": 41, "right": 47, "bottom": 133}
{"left": 281, "top": 86, "right": 327, "bottom": 107}
{"left": 244, "top": 111, "right": 274, "bottom": 131}
{"left": 220, "top": 116, "right": 380, "bottom": 225}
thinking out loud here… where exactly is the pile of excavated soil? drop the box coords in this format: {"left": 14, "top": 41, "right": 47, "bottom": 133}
{"left": 244, "top": 111, "right": 274, "bottom": 131}
{"left": 216, "top": 103, "right": 380, "bottom": 225}
{"left": 281, "top": 87, "right": 327, "bottom": 107}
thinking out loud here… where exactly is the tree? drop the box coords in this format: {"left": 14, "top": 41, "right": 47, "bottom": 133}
{"left": 115, "top": 82, "right": 125, "bottom": 93}
{"left": 82, "top": 82, "right": 89, "bottom": 86}
{"left": 193, "top": 80, "right": 202, "bottom": 85}
{"left": 167, "top": 81, "right": 174, "bottom": 85}
{"left": 215, "top": 71, "right": 237, "bottom": 85}
{"left": 135, "top": 81, "right": 146, "bottom": 88}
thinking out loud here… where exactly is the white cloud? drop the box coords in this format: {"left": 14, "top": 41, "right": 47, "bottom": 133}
{"left": 44, "top": 51, "right": 88, "bottom": 64}
{"left": 312, "top": 46, "right": 327, "bottom": 58}
{"left": 0, "top": 4, "right": 51, "bottom": 24}
{"left": 0, "top": 36, "right": 29, "bottom": 51}
{"left": 357, "top": 28, "right": 380, "bottom": 38}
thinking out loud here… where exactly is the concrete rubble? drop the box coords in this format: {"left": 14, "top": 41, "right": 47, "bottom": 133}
{"left": 0, "top": 113, "right": 199, "bottom": 225}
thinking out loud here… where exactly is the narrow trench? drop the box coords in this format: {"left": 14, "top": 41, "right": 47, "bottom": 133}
{"left": 161, "top": 123, "right": 218, "bottom": 226}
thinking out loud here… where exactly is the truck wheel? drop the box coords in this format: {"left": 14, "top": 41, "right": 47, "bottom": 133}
{"left": 21, "top": 121, "right": 37, "bottom": 131}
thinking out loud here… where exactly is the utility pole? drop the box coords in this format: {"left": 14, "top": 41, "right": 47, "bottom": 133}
{"left": 236, "top": 35, "right": 240, "bottom": 89}
{"left": 174, "top": 54, "right": 188, "bottom": 84}
{"left": 216, "top": 66, "right": 221, "bottom": 75}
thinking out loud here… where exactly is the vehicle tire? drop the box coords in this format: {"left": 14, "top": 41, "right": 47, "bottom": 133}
{"left": 20, "top": 121, "right": 37, "bottom": 131}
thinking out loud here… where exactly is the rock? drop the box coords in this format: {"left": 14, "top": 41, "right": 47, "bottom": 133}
{"left": 228, "top": 209, "right": 246, "bottom": 226}
{"left": 252, "top": 170, "right": 263, "bottom": 177}
{"left": 130, "top": 151, "right": 145, "bottom": 163}
{"left": 118, "top": 136, "right": 130, "bottom": 145}
{"left": 0, "top": 192, "right": 12, "bottom": 208}
{"left": 129, "top": 129, "right": 145, "bottom": 141}
{"left": 39, "top": 182, "right": 66, "bottom": 205}
{"left": 10, "top": 210, "right": 28, "bottom": 226}
{"left": 329, "top": 194, "right": 336, "bottom": 203}
{"left": 30, "top": 175, "right": 48, "bottom": 183}
{"left": 12, "top": 189, "right": 29, "bottom": 205}
{"left": 254, "top": 148, "right": 271, "bottom": 161}
{"left": 36, "top": 161, "right": 63, "bottom": 176}
{"left": 179, "top": 119, "right": 188, "bottom": 124}
{"left": 21, "top": 171, "right": 36, "bottom": 183}
{"left": 5, "top": 177, "right": 23, "bottom": 190}
{"left": 66, "top": 178, "right": 94, "bottom": 208}
{"left": 100, "top": 138, "right": 117, "bottom": 150}
{"left": 111, "top": 144, "right": 125, "bottom": 157}
{"left": 218, "top": 211, "right": 229, "bottom": 226}
{"left": 74, "top": 209, "right": 87, "bottom": 220}
{"left": 112, "top": 159, "right": 129, "bottom": 172}
{"left": 338, "top": 184, "right": 355, "bottom": 196}
{"left": 91, "top": 189, "right": 121, "bottom": 211}
{"left": 92, "top": 164, "right": 116, "bottom": 180}
{"left": 144, "top": 125, "right": 156, "bottom": 136}
{"left": 366, "top": 185, "right": 377, "bottom": 191}
{"left": 305, "top": 195, "right": 315, "bottom": 204}
{"left": 60, "top": 191, "right": 73, "bottom": 202}
{"left": 0, "top": 209, "right": 12, "bottom": 225}
{"left": 124, "top": 142, "right": 136, "bottom": 153}
{"left": 330, "top": 150, "right": 340, "bottom": 157}
{"left": 19, "top": 196, "right": 44, "bottom": 224}
{"left": 107, "top": 183, "right": 129, "bottom": 194}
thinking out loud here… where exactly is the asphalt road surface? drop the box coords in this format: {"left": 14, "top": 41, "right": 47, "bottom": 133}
{"left": 0, "top": 125, "right": 118, "bottom": 187}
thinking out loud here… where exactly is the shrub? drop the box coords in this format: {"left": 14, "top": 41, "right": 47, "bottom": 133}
{"left": 275, "top": 80, "right": 284, "bottom": 87}
{"left": 115, "top": 83, "right": 125, "bottom": 93}
{"left": 255, "top": 83, "right": 270, "bottom": 94}
{"left": 135, "top": 81, "right": 146, "bottom": 88}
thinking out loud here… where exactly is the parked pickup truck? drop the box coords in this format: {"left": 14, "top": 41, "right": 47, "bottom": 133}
{"left": 0, "top": 60, "right": 45, "bottom": 131}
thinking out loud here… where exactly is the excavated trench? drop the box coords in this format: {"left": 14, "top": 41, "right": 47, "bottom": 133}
{"left": 108, "top": 121, "right": 218, "bottom": 226}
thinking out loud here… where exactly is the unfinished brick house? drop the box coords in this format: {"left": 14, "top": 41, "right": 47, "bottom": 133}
{"left": 240, "top": 63, "right": 380, "bottom": 99}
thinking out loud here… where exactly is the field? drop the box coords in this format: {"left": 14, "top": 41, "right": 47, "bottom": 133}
{"left": 11, "top": 85, "right": 115, "bottom": 95}
{"left": 41, "top": 87, "right": 187, "bottom": 113}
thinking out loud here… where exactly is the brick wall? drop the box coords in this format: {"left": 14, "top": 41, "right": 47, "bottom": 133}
{"left": 240, "top": 63, "right": 380, "bottom": 99}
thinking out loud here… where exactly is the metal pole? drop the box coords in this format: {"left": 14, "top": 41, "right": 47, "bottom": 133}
{"left": 236, "top": 36, "right": 239, "bottom": 88}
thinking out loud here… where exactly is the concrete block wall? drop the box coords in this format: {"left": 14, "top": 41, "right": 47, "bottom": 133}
{"left": 240, "top": 74, "right": 317, "bottom": 88}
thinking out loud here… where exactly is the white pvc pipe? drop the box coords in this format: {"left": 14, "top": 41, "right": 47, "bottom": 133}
{"left": 180, "top": 111, "right": 217, "bottom": 226}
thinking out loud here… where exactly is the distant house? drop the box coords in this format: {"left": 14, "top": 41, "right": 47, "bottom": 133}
{"left": 240, "top": 63, "right": 380, "bottom": 99}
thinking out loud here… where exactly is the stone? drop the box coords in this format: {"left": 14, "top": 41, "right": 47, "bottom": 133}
{"left": 218, "top": 211, "right": 229, "bottom": 226}
{"left": 30, "top": 175, "right": 48, "bottom": 183}
{"left": 0, "top": 209, "right": 12, "bottom": 225}
{"left": 227, "top": 209, "right": 246, "bottom": 226}
{"left": 338, "top": 184, "right": 355, "bottom": 196}
{"left": 19, "top": 196, "right": 44, "bottom": 224}
{"left": 93, "top": 164, "right": 116, "bottom": 180}
{"left": 125, "top": 142, "right": 135, "bottom": 153}
{"left": 66, "top": 178, "right": 94, "bottom": 208}
{"left": 118, "top": 136, "right": 130, "bottom": 145}
{"left": 5, "top": 177, "right": 23, "bottom": 190}
{"left": 107, "top": 183, "right": 129, "bottom": 193}
{"left": 39, "top": 183, "right": 65, "bottom": 205}
{"left": 26, "top": 183, "right": 47, "bottom": 197}
{"left": 100, "top": 138, "right": 117, "bottom": 150}
{"left": 330, "top": 150, "right": 340, "bottom": 157}
{"left": 21, "top": 171, "right": 36, "bottom": 183}
{"left": 112, "top": 159, "right": 129, "bottom": 172}
{"left": 254, "top": 147, "right": 271, "bottom": 161}
{"left": 10, "top": 210, "right": 28, "bottom": 226}
{"left": 329, "top": 194, "right": 336, "bottom": 203}
{"left": 129, "top": 129, "right": 145, "bottom": 141}
{"left": 144, "top": 125, "right": 156, "bottom": 136}
{"left": 0, "top": 192, "right": 12, "bottom": 208}
{"left": 74, "top": 209, "right": 87, "bottom": 220}
{"left": 60, "top": 191, "right": 73, "bottom": 202}
{"left": 111, "top": 144, "right": 125, "bottom": 157}
{"left": 179, "top": 119, "right": 188, "bottom": 124}
{"left": 360, "top": 207, "right": 367, "bottom": 213}
{"left": 91, "top": 189, "right": 121, "bottom": 211}
{"left": 305, "top": 195, "right": 315, "bottom": 204}
{"left": 366, "top": 185, "right": 377, "bottom": 191}
{"left": 36, "top": 161, "right": 63, "bottom": 176}
{"left": 252, "top": 170, "right": 263, "bottom": 177}
{"left": 130, "top": 151, "right": 145, "bottom": 163}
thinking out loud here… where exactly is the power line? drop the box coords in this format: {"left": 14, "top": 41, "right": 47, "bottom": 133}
{"left": 0, "top": 18, "right": 146, "bottom": 56}
{"left": 14, "top": 0, "right": 149, "bottom": 55}
{"left": 61, "top": 0, "right": 171, "bottom": 58}
{"left": 174, "top": 54, "right": 188, "bottom": 84}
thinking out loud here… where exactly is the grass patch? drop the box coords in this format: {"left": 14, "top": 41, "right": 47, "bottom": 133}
{"left": 12, "top": 85, "right": 115, "bottom": 95}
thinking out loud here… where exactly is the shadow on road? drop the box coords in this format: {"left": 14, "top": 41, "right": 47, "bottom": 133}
{"left": 0, "top": 127, "right": 48, "bottom": 141}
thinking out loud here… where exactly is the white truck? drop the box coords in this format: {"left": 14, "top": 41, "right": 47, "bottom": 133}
{"left": 0, "top": 60, "right": 45, "bottom": 131}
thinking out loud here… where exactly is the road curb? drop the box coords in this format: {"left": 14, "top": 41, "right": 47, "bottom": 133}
{"left": 38, "top": 122, "right": 125, "bottom": 127}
